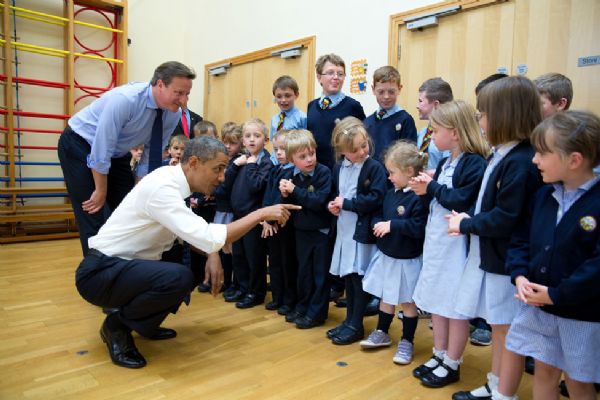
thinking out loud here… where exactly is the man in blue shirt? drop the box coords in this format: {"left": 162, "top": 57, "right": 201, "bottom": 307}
{"left": 58, "top": 61, "right": 196, "bottom": 256}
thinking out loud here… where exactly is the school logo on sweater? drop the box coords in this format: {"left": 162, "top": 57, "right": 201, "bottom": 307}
{"left": 579, "top": 215, "right": 597, "bottom": 232}
{"left": 307, "top": 185, "right": 315, "bottom": 193}
{"left": 395, "top": 123, "right": 402, "bottom": 131}
{"left": 397, "top": 205, "right": 406, "bottom": 216}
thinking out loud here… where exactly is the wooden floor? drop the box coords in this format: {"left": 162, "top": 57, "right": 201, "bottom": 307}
{"left": 0, "top": 239, "right": 536, "bottom": 400}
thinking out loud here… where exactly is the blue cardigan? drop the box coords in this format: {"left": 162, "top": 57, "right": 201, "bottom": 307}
{"left": 422, "top": 152, "right": 487, "bottom": 213}
{"left": 364, "top": 110, "right": 417, "bottom": 163}
{"left": 459, "top": 141, "right": 542, "bottom": 275}
{"left": 507, "top": 182, "right": 600, "bottom": 322}
{"left": 332, "top": 156, "right": 387, "bottom": 244}
{"left": 307, "top": 96, "right": 366, "bottom": 169}
{"left": 373, "top": 188, "right": 426, "bottom": 259}
{"left": 226, "top": 149, "right": 272, "bottom": 218}
{"left": 281, "top": 163, "right": 333, "bottom": 232}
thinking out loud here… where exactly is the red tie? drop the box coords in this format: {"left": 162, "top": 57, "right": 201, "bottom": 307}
{"left": 376, "top": 109, "right": 386, "bottom": 120}
{"left": 420, "top": 124, "right": 433, "bottom": 153}
{"left": 181, "top": 111, "right": 189, "bottom": 137}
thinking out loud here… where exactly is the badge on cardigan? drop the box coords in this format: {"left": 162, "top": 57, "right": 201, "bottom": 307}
{"left": 364, "top": 179, "right": 371, "bottom": 187}
{"left": 395, "top": 123, "right": 402, "bottom": 131}
{"left": 334, "top": 118, "right": 341, "bottom": 124}
{"left": 307, "top": 185, "right": 315, "bottom": 193}
{"left": 496, "top": 180, "right": 501, "bottom": 189}
{"left": 397, "top": 205, "right": 406, "bottom": 216}
{"left": 580, "top": 216, "right": 597, "bottom": 232}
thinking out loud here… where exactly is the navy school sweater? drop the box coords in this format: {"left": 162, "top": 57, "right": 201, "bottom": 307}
{"left": 280, "top": 163, "right": 333, "bottom": 232}
{"left": 459, "top": 141, "right": 542, "bottom": 275}
{"left": 225, "top": 149, "right": 272, "bottom": 218}
{"left": 422, "top": 152, "right": 487, "bottom": 213}
{"left": 262, "top": 163, "right": 291, "bottom": 207}
{"left": 373, "top": 188, "right": 427, "bottom": 259}
{"left": 213, "top": 155, "right": 241, "bottom": 213}
{"left": 307, "top": 96, "right": 366, "bottom": 169}
{"left": 506, "top": 182, "right": 600, "bottom": 322}
{"left": 332, "top": 156, "right": 387, "bottom": 244}
{"left": 364, "top": 110, "right": 417, "bottom": 163}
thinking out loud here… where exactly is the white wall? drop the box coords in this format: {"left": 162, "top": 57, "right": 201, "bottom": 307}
{"left": 128, "top": 0, "right": 438, "bottom": 116}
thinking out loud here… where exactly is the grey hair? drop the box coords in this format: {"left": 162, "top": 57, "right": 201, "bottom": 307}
{"left": 181, "top": 136, "right": 227, "bottom": 163}
{"left": 150, "top": 61, "right": 196, "bottom": 86}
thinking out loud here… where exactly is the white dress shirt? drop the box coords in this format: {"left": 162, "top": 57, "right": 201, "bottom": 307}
{"left": 88, "top": 165, "right": 227, "bottom": 260}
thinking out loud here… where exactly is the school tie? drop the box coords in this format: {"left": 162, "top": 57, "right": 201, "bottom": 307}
{"left": 321, "top": 97, "right": 331, "bottom": 110}
{"left": 181, "top": 110, "right": 189, "bottom": 137}
{"left": 419, "top": 124, "right": 433, "bottom": 153}
{"left": 148, "top": 108, "right": 163, "bottom": 173}
{"left": 277, "top": 111, "right": 285, "bottom": 131}
{"left": 376, "top": 109, "right": 386, "bottom": 120}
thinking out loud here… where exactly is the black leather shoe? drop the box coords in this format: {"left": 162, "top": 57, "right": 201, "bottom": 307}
{"left": 235, "top": 294, "right": 264, "bottom": 309}
{"left": 295, "top": 316, "right": 325, "bottom": 329}
{"left": 413, "top": 355, "right": 443, "bottom": 379}
{"left": 329, "top": 288, "right": 344, "bottom": 302}
{"left": 197, "top": 282, "right": 211, "bottom": 293}
{"left": 224, "top": 290, "right": 245, "bottom": 303}
{"left": 265, "top": 301, "right": 280, "bottom": 311}
{"left": 100, "top": 318, "right": 146, "bottom": 369}
{"left": 144, "top": 327, "right": 177, "bottom": 340}
{"left": 524, "top": 355, "right": 535, "bottom": 375}
{"left": 334, "top": 297, "right": 347, "bottom": 308}
{"left": 421, "top": 363, "right": 460, "bottom": 388}
{"left": 277, "top": 305, "right": 292, "bottom": 316}
{"left": 364, "top": 297, "right": 380, "bottom": 316}
{"left": 223, "top": 286, "right": 237, "bottom": 298}
{"left": 326, "top": 322, "right": 347, "bottom": 339}
{"left": 285, "top": 310, "right": 302, "bottom": 323}
{"left": 452, "top": 384, "right": 491, "bottom": 400}
{"left": 331, "top": 325, "right": 364, "bottom": 345}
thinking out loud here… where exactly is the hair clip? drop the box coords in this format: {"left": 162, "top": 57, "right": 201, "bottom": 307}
{"left": 342, "top": 129, "right": 349, "bottom": 136}
{"left": 572, "top": 121, "right": 587, "bottom": 137}
{"left": 418, "top": 151, "right": 424, "bottom": 158}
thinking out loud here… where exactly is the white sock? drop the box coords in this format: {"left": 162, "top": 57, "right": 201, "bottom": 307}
{"left": 424, "top": 348, "right": 445, "bottom": 368}
{"left": 491, "top": 388, "right": 518, "bottom": 400}
{"left": 470, "top": 372, "right": 498, "bottom": 397}
{"left": 432, "top": 354, "right": 461, "bottom": 378}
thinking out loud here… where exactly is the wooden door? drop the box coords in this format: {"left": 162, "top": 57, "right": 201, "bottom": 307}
{"left": 512, "top": 0, "right": 600, "bottom": 114}
{"left": 397, "top": 1, "right": 515, "bottom": 130}
{"left": 205, "top": 62, "right": 253, "bottom": 132}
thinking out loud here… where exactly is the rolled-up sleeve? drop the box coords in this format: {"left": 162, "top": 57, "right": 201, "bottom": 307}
{"left": 141, "top": 183, "right": 227, "bottom": 253}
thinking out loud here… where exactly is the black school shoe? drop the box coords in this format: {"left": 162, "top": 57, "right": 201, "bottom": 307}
{"left": 331, "top": 325, "right": 364, "bottom": 345}
{"left": 421, "top": 363, "right": 460, "bottom": 388}
{"left": 277, "top": 305, "right": 292, "bottom": 316}
{"left": 413, "top": 355, "right": 443, "bottom": 379}
{"left": 285, "top": 310, "right": 302, "bottom": 323}
{"left": 265, "top": 301, "right": 280, "bottom": 311}
{"left": 197, "top": 282, "right": 211, "bottom": 293}
{"left": 224, "top": 289, "right": 245, "bottom": 303}
{"left": 235, "top": 294, "right": 264, "bottom": 309}
{"left": 295, "top": 315, "right": 325, "bottom": 329}
{"left": 452, "top": 384, "right": 492, "bottom": 400}
{"left": 326, "top": 322, "right": 348, "bottom": 339}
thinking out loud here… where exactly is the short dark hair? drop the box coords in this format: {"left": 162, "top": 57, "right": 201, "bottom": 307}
{"left": 150, "top": 61, "right": 196, "bottom": 86}
{"left": 193, "top": 120, "right": 218, "bottom": 137}
{"left": 272, "top": 75, "right": 299, "bottom": 95}
{"left": 181, "top": 136, "right": 227, "bottom": 163}
{"left": 475, "top": 73, "right": 508, "bottom": 95}
{"left": 418, "top": 77, "right": 453, "bottom": 103}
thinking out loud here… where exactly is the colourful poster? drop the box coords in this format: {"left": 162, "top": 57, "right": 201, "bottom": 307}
{"left": 350, "top": 59, "right": 368, "bottom": 94}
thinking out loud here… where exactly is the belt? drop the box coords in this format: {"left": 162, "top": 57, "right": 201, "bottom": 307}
{"left": 87, "top": 248, "right": 106, "bottom": 258}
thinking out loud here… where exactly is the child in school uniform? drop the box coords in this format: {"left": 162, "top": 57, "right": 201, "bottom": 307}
{"left": 533, "top": 72, "right": 573, "bottom": 119}
{"left": 278, "top": 130, "right": 333, "bottom": 328}
{"left": 327, "top": 117, "right": 387, "bottom": 344}
{"left": 416, "top": 78, "right": 453, "bottom": 173}
{"left": 410, "top": 100, "right": 489, "bottom": 388}
{"left": 217, "top": 124, "right": 244, "bottom": 301}
{"left": 193, "top": 120, "right": 218, "bottom": 138}
{"left": 359, "top": 140, "right": 428, "bottom": 365}
{"left": 307, "top": 54, "right": 366, "bottom": 170}
{"left": 225, "top": 118, "right": 272, "bottom": 309}
{"left": 505, "top": 110, "right": 600, "bottom": 400}
{"left": 364, "top": 66, "right": 417, "bottom": 163}
{"left": 269, "top": 76, "right": 307, "bottom": 162}
{"left": 163, "top": 134, "right": 188, "bottom": 166}
{"left": 448, "top": 76, "right": 543, "bottom": 400}
{"left": 261, "top": 130, "right": 297, "bottom": 314}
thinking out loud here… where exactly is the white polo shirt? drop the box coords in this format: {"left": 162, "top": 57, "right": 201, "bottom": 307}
{"left": 88, "top": 165, "right": 227, "bottom": 260}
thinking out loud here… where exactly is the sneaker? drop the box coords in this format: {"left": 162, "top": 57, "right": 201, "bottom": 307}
{"left": 360, "top": 330, "right": 392, "bottom": 349}
{"left": 470, "top": 328, "right": 492, "bottom": 346}
{"left": 393, "top": 339, "right": 414, "bottom": 364}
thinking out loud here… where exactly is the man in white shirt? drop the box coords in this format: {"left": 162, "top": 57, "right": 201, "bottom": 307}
{"left": 76, "top": 136, "right": 299, "bottom": 369}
